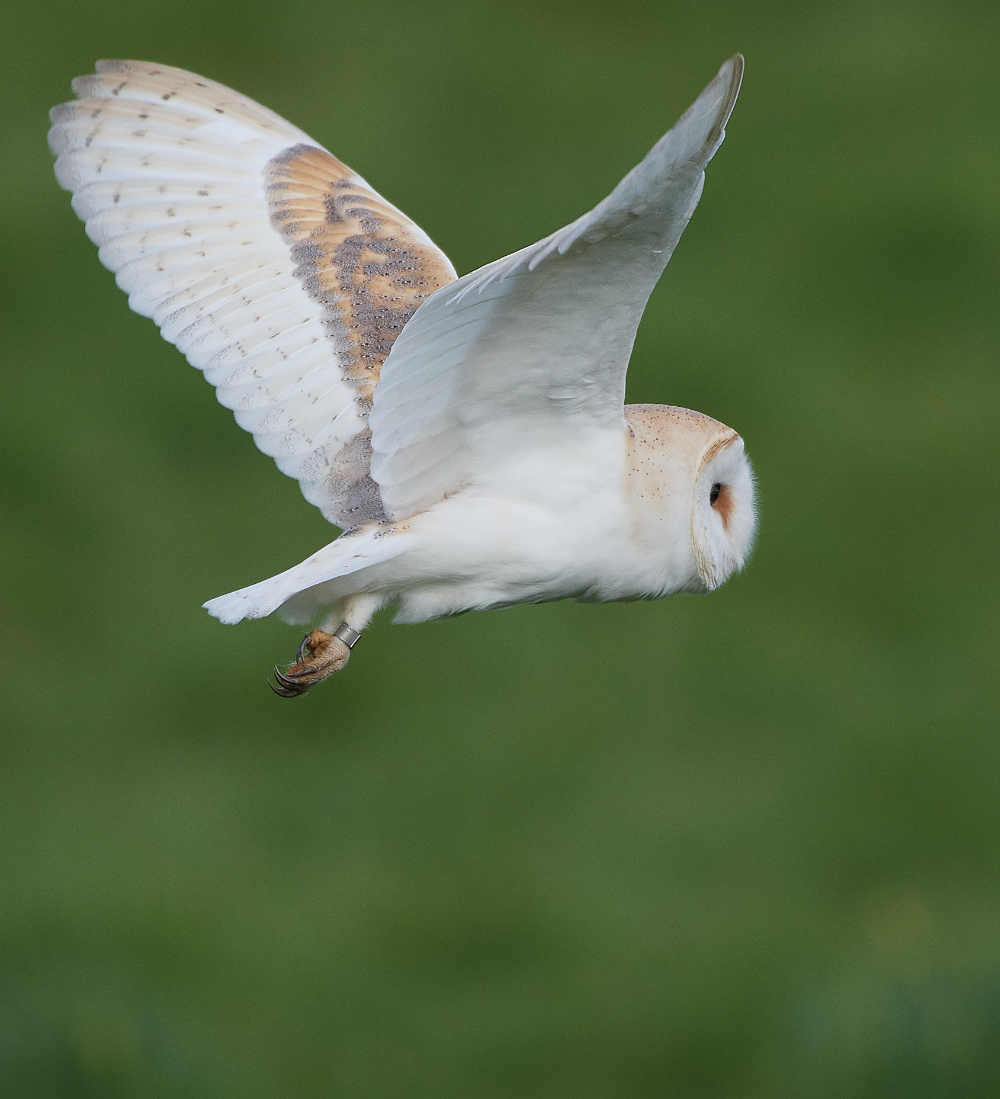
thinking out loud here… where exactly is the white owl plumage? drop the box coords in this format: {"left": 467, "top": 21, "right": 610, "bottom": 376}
{"left": 49, "top": 55, "right": 756, "bottom": 695}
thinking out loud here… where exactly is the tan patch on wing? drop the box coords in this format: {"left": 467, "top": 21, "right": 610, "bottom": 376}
{"left": 265, "top": 143, "right": 455, "bottom": 528}
{"left": 265, "top": 143, "right": 455, "bottom": 402}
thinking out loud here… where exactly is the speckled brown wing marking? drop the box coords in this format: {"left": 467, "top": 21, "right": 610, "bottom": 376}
{"left": 51, "top": 60, "right": 459, "bottom": 533}
{"left": 266, "top": 145, "right": 454, "bottom": 396}
{"left": 265, "top": 144, "right": 455, "bottom": 525}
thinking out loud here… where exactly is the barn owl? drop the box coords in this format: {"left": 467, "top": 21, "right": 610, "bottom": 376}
{"left": 49, "top": 55, "right": 755, "bottom": 697}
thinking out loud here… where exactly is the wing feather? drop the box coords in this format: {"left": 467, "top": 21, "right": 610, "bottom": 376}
{"left": 369, "top": 56, "right": 743, "bottom": 519}
{"left": 50, "top": 59, "right": 456, "bottom": 527}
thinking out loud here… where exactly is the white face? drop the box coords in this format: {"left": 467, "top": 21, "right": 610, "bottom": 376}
{"left": 622, "top": 405, "right": 757, "bottom": 598}
{"left": 690, "top": 434, "right": 757, "bottom": 590}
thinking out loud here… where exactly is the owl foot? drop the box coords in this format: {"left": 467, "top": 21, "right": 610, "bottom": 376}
{"left": 269, "top": 625, "right": 360, "bottom": 698}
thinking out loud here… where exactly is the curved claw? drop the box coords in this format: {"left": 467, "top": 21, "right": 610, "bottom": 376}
{"left": 269, "top": 680, "right": 300, "bottom": 698}
{"left": 273, "top": 666, "right": 301, "bottom": 690}
{"left": 295, "top": 633, "right": 311, "bottom": 663}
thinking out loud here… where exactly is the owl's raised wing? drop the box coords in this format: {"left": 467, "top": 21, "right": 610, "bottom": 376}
{"left": 369, "top": 56, "right": 742, "bottom": 519}
{"left": 49, "top": 60, "right": 456, "bottom": 528}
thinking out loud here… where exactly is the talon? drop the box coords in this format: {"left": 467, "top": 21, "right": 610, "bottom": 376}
{"left": 273, "top": 666, "right": 298, "bottom": 689}
{"left": 295, "top": 633, "right": 311, "bottom": 662}
{"left": 271, "top": 663, "right": 320, "bottom": 697}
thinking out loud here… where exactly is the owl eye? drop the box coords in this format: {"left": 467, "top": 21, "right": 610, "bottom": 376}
{"left": 710, "top": 483, "right": 722, "bottom": 505}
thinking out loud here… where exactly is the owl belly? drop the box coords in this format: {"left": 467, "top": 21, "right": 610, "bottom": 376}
{"left": 387, "top": 479, "right": 700, "bottom": 624}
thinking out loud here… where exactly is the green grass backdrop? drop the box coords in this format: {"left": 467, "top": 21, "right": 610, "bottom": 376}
{"left": 2, "top": 0, "right": 1000, "bottom": 1095}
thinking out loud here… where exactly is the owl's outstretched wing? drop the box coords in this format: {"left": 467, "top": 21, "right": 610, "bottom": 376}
{"left": 49, "top": 60, "right": 456, "bottom": 528}
{"left": 369, "top": 56, "right": 742, "bottom": 520}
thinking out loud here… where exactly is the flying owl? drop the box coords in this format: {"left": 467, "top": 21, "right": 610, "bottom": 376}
{"left": 48, "top": 55, "right": 756, "bottom": 696}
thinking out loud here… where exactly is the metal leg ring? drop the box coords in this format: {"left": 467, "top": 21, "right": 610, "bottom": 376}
{"left": 332, "top": 623, "right": 361, "bottom": 649}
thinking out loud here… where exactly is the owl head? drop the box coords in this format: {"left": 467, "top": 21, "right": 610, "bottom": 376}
{"left": 625, "top": 404, "right": 757, "bottom": 594}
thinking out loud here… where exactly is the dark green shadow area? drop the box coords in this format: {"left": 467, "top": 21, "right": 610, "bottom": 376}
{"left": 2, "top": 0, "right": 999, "bottom": 1095}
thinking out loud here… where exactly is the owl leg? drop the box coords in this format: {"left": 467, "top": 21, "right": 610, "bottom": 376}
{"left": 270, "top": 594, "right": 383, "bottom": 698}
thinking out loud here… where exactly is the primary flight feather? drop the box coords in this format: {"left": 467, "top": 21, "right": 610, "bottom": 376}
{"left": 49, "top": 55, "right": 756, "bottom": 695}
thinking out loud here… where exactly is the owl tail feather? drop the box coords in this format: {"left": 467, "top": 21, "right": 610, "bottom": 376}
{"left": 203, "top": 525, "right": 413, "bottom": 625}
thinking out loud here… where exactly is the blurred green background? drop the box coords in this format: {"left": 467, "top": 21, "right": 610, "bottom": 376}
{"left": 2, "top": 0, "right": 999, "bottom": 1095}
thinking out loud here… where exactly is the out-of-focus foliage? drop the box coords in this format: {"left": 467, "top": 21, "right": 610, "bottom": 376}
{"left": 2, "top": 0, "right": 999, "bottom": 1095}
